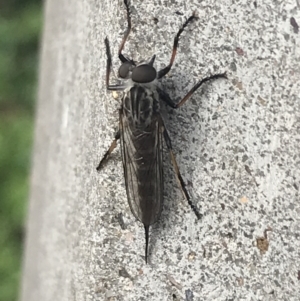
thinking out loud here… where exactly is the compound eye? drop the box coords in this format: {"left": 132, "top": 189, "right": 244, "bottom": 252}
{"left": 132, "top": 65, "right": 157, "bottom": 83}
{"left": 118, "top": 61, "right": 133, "bottom": 78}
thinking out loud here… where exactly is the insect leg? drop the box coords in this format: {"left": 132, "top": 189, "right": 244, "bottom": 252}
{"left": 158, "top": 72, "right": 227, "bottom": 108}
{"left": 105, "top": 38, "right": 127, "bottom": 91}
{"left": 157, "top": 12, "right": 198, "bottom": 79}
{"left": 96, "top": 130, "right": 120, "bottom": 171}
{"left": 160, "top": 119, "right": 202, "bottom": 219}
{"left": 105, "top": 37, "right": 113, "bottom": 89}
{"left": 118, "top": 0, "right": 132, "bottom": 63}
{"left": 157, "top": 87, "right": 177, "bottom": 108}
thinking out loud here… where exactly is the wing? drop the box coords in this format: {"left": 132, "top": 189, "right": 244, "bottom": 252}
{"left": 119, "top": 110, "right": 163, "bottom": 227}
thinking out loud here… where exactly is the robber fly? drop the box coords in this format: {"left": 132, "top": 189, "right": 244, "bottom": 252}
{"left": 96, "top": 0, "right": 227, "bottom": 263}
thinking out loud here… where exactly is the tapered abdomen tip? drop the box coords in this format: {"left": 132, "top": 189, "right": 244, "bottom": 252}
{"left": 144, "top": 224, "right": 150, "bottom": 264}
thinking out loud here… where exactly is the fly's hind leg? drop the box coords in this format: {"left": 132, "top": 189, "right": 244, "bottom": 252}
{"left": 160, "top": 120, "right": 202, "bottom": 219}
{"left": 96, "top": 130, "right": 120, "bottom": 171}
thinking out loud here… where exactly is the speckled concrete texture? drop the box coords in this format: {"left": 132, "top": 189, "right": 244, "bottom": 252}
{"left": 21, "top": 0, "right": 300, "bottom": 301}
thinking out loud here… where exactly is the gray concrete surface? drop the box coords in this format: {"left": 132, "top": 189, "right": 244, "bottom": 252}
{"left": 21, "top": 0, "right": 300, "bottom": 300}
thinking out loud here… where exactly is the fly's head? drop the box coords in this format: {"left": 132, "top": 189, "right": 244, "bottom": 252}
{"left": 118, "top": 55, "right": 157, "bottom": 85}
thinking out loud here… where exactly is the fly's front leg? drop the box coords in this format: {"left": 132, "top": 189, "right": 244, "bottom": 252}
{"left": 118, "top": 0, "right": 132, "bottom": 63}
{"left": 105, "top": 1, "right": 133, "bottom": 91}
{"left": 160, "top": 119, "right": 202, "bottom": 219}
{"left": 104, "top": 38, "right": 127, "bottom": 91}
{"left": 96, "top": 130, "right": 120, "bottom": 171}
{"left": 158, "top": 72, "right": 227, "bottom": 108}
{"left": 158, "top": 12, "right": 198, "bottom": 79}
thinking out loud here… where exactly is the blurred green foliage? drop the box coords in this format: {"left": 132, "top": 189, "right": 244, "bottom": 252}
{"left": 0, "top": 1, "right": 42, "bottom": 300}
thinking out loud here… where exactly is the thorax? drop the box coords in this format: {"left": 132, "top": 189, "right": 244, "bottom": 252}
{"left": 122, "top": 84, "right": 159, "bottom": 129}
